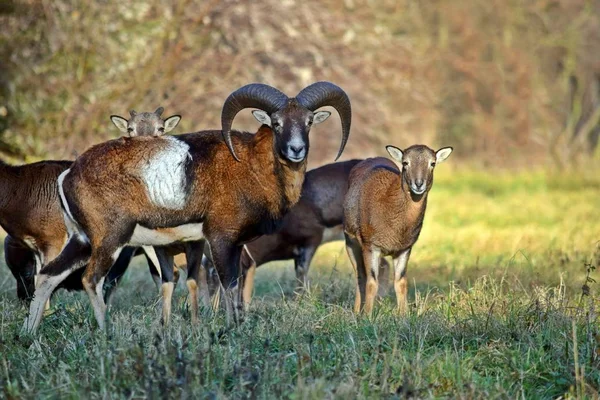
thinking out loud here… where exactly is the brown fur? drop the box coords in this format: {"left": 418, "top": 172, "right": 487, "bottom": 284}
{"left": 344, "top": 145, "right": 448, "bottom": 315}
{"left": 26, "top": 126, "right": 308, "bottom": 332}
{"left": 0, "top": 159, "right": 72, "bottom": 298}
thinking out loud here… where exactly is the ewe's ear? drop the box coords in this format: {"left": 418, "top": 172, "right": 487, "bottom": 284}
{"left": 163, "top": 115, "right": 181, "bottom": 133}
{"left": 435, "top": 147, "right": 453, "bottom": 163}
{"left": 154, "top": 106, "right": 164, "bottom": 116}
{"left": 110, "top": 115, "right": 129, "bottom": 133}
{"left": 252, "top": 110, "right": 272, "bottom": 126}
{"left": 386, "top": 145, "right": 403, "bottom": 163}
{"left": 313, "top": 111, "right": 331, "bottom": 125}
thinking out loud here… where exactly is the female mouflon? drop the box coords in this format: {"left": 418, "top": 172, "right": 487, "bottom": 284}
{"left": 343, "top": 144, "right": 452, "bottom": 315}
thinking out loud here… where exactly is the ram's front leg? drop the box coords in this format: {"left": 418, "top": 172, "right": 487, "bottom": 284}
{"left": 209, "top": 238, "right": 243, "bottom": 325}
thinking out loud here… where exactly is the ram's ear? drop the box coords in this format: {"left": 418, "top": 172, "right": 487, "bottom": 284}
{"left": 435, "top": 147, "right": 453, "bottom": 163}
{"left": 163, "top": 115, "right": 181, "bottom": 133}
{"left": 110, "top": 115, "right": 129, "bottom": 133}
{"left": 313, "top": 111, "right": 331, "bottom": 124}
{"left": 252, "top": 110, "right": 271, "bottom": 126}
{"left": 386, "top": 145, "right": 403, "bottom": 163}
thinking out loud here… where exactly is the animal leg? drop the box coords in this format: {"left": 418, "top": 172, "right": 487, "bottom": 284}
{"left": 4, "top": 236, "right": 36, "bottom": 303}
{"left": 241, "top": 246, "right": 256, "bottom": 309}
{"left": 22, "top": 237, "right": 91, "bottom": 334}
{"left": 294, "top": 243, "right": 317, "bottom": 295}
{"left": 344, "top": 233, "right": 366, "bottom": 314}
{"left": 362, "top": 247, "right": 381, "bottom": 316}
{"left": 209, "top": 239, "right": 243, "bottom": 325}
{"left": 377, "top": 258, "right": 391, "bottom": 298}
{"left": 154, "top": 247, "right": 175, "bottom": 326}
{"left": 82, "top": 244, "right": 125, "bottom": 331}
{"left": 143, "top": 246, "right": 163, "bottom": 292}
{"left": 392, "top": 248, "right": 411, "bottom": 314}
{"left": 103, "top": 246, "right": 137, "bottom": 305}
{"left": 184, "top": 240, "right": 206, "bottom": 323}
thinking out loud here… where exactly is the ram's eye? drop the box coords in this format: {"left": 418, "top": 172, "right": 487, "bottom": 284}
{"left": 307, "top": 118, "right": 313, "bottom": 126}
{"left": 127, "top": 127, "right": 133, "bottom": 133}
{"left": 431, "top": 162, "right": 436, "bottom": 167}
{"left": 402, "top": 161, "right": 409, "bottom": 166}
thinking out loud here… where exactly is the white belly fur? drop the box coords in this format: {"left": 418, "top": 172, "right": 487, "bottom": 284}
{"left": 129, "top": 223, "right": 204, "bottom": 246}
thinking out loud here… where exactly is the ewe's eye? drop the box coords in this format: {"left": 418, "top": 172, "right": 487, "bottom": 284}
{"left": 402, "top": 161, "right": 409, "bottom": 166}
{"left": 127, "top": 127, "right": 133, "bottom": 133}
{"left": 431, "top": 162, "right": 436, "bottom": 167}
{"left": 158, "top": 127, "right": 165, "bottom": 132}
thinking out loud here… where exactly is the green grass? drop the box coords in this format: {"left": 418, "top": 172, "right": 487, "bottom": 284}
{"left": 1, "top": 170, "right": 599, "bottom": 398}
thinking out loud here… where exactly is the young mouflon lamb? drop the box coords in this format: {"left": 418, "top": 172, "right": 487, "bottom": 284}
{"left": 343, "top": 144, "right": 452, "bottom": 315}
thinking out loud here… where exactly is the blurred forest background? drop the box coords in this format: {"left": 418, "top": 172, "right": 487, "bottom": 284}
{"left": 0, "top": 0, "right": 599, "bottom": 169}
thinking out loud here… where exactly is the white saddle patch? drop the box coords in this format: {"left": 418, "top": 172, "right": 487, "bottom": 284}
{"left": 129, "top": 223, "right": 204, "bottom": 246}
{"left": 141, "top": 136, "right": 192, "bottom": 210}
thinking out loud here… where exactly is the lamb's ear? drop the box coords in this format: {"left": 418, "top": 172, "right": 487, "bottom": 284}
{"left": 313, "top": 111, "right": 331, "bottom": 124}
{"left": 110, "top": 115, "right": 129, "bottom": 133}
{"left": 252, "top": 110, "right": 271, "bottom": 126}
{"left": 163, "top": 115, "right": 181, "bottom": 133}
{"left": 386, "top": 145, "right": 403, "bottom": 163}
{"left": 435, "top": 147, "right": 453, "bottom": 163}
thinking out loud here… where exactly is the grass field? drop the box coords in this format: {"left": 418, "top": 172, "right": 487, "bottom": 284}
{"left": 0, "top": 169, "right": 599, "bottom": 398}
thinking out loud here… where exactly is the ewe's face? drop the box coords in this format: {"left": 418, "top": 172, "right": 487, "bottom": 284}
{"left": 386, "top": 145, "right": 453, "bottom": 196}
{"left": 110, "top": 108, "right": 181, "bottom": 137}
{"left": 252, "top": 101, "right": 330, "bottom": 164}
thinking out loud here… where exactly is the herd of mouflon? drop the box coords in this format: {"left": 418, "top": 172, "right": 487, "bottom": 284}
{"left": 0, "top": 82, "right": 452, "bottom": 335}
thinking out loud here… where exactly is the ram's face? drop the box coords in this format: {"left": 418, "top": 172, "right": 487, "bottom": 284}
{"left": 252, "top": 101, "right": 331, "bottom": 164}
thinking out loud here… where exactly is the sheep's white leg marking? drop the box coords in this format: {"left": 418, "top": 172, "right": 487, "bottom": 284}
{"left": 141, "top": 136, "right": 191, "bottom": 210}
{"left": 161, "top": 282, "right": 175, "bottom": 325}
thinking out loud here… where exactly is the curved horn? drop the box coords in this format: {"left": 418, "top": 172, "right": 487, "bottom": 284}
{"left": 296, "top": 81, "right": 352, "bottom": 160}
{"left": 221, "top": 83, "right": 289, "bottom": 161}
{"left": 154, "top": 107, "right": 164, "bottom": 116}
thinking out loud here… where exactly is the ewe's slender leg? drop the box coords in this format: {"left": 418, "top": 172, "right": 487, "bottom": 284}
{"left": 184, "top": 240, "right": 206, "bottom": 323}
{"left": 240, "top": 246, "right": 256, "bottom": 308}
{"left": 155, "top": 247, "right": 175, "bottom": 326}
{"left": 294, "top": 243, "right": 318, "bottom": 295}
{"left": 210, "top": 239, "right": 243, "bottom": 325}
{"left": 377, "top": 258, "right": 391, "bottom": 298}
{"left": 344, "top": 234, "right": 365, "bottom": 314}
{"left": 22, "top": 237, "right": 91, "bottom": 334}
{"left": 82, "top": 245, "right": 124, "bottom": 331}
{"left": 103, "top": 246, "right": 137, "bottom": 305}
{"left": 242, "top": 263, "right": 256, "bottom": 309}
{"left": 362, "top": 247, "right": 381, "bottom": 316}
{"left": 393, "top": 248, "right": 411, "bottom": 314}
